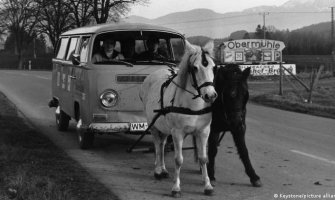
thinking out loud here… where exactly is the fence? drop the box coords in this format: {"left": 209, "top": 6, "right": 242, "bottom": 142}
{"left": 283, "top": 55, "right": 334, "bottom": 74}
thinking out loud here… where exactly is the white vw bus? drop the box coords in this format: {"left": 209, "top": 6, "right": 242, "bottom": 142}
{"left": 49, "top": 23, "right": 185, "bottom": 149}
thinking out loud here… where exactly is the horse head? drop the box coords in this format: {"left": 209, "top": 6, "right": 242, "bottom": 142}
{"left": 214, "top": 64, "right": 250, "bottom": 129}
{"left": 178, "top": 40, "right": 217, "bottom": 103}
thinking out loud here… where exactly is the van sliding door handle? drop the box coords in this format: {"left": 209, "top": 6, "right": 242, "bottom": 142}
{"left": 70, "top": 75, "right": 77, "bottom": 79}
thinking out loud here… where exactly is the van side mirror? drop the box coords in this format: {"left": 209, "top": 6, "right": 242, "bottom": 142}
{"left": 71, "top": 54, "right": 80, "bottom": 65}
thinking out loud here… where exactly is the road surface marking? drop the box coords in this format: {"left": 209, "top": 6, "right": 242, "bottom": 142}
{"left": 291, "top": 149, "right": 335, "bottom": 165}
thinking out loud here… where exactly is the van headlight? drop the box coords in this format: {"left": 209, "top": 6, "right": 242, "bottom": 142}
{"left": 100, "top": 90, "right": 118, "bottom": 108}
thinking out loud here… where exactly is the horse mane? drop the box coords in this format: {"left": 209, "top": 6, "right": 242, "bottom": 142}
{"left": 177, "top": 45, "right": 201, "bottom": 89}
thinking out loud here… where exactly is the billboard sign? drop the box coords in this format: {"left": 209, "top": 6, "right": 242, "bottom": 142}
{"left": 239, "top": 64, "right": 296, "bottom": 76}
{"left": 221, "top": 39, "right": 286, "bottom": 63}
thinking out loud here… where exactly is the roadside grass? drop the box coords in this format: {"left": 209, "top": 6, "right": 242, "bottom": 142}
{"left": 249, "top": 75, "right": 335, "bottom": 119}
{"left": 0, "top": 92, "right": 119, "bottom": 200}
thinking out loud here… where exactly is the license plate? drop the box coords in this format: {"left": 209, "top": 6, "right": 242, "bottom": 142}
{"left": 130, "top": 122, "right": 148, "bottom": 131}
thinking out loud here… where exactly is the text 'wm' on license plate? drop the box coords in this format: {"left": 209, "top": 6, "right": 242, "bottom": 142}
{"left": 130, "top": 122, "right": 148, "bottom": 131}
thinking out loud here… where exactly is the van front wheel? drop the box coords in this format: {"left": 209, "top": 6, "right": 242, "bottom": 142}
{"left": 55, "top": 107, "right": 70, "bottom": 131}
{"left": 76, "top": 119, "right": 94, "bottom": 149}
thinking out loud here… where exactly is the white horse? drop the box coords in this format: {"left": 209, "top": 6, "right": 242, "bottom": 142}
{"left": 140, "top": 40, "right": 217, "bottom": 197}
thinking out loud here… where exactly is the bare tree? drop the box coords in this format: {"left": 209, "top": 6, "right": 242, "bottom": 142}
{"left": 92, "top": 0, "right": 149, "bottom": 24}
{"left": 0, "top": 0, "right": 40, "bottom": 69}
{"left": 36, "top": 0, "right": 75, "bottom": 48}
{"left": 67, "top": 0, "right": 94, "bottom": 27}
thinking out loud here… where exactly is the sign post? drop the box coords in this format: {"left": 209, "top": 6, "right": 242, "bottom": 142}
{"left": 279, "top": 61, "right": 283, "bottom": 95}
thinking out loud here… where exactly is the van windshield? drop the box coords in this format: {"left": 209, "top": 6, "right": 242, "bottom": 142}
{"left": 92, "top": 31, "right": 184, "bottom": 65}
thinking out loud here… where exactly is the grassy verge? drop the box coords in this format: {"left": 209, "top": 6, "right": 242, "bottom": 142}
{"left": 0, "top": 92, "right": 119, "bottom": 200}
{"left": 249, "top": 75, "right": 335, "bottom": 119}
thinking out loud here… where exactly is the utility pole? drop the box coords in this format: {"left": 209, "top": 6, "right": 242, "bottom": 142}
{"left": 331, "top": 7, "right": 334, "bottom": 54}
{"left": 259, "top": 12, "right": 269, "bottom": 39}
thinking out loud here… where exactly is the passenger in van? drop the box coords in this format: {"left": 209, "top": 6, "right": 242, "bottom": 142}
{"left": 138, "top": 36, "right": 165, "bottom": 60}
{"left": 92, "top": 38, "right": 124, "bottom": 63}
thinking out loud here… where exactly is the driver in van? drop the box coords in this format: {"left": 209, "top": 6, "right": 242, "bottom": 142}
{"left": 92, "top": 38, "right": 124, "bottom": 63}
{"left": 138, "top": 36, "right": 165, "bottom": 60}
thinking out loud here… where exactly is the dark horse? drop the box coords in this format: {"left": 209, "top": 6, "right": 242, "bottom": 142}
{"left": 207, "top": 64, "right": 262, "bottom": 187}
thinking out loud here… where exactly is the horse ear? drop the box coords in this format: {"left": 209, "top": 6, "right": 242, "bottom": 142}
{"left": 242, "top": 67, "right": 251, "bottom": 79}
{"left": 185, "top": 40, "right": 196, "bottom": 53}
{"left": 202, "top": 40, "right": 214, "bottom": 56}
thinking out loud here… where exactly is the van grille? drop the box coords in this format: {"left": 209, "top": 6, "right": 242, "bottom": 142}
{"left": 116, "top": 75, "right": 147, "bottom": 83}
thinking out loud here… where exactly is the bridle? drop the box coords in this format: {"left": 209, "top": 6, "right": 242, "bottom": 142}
{"left": 185, "top": 48, "right": 215, "bottom": 99}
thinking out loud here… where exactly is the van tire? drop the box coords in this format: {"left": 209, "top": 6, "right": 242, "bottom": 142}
{"left": 56, "top": 108, "right": 70, "bottom": 131}
{"left": 76, "top": 119, "right": 94, "bottom": 149}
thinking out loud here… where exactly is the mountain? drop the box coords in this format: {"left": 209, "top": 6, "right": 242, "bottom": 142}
{"left": 123, "top": 0, "right": 333, "bottom": 38}
{"left": 281, "top": 0, "right": 333, "bottom": 10}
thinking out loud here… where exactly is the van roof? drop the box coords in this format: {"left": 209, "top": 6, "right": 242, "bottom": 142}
{"left": 61, "top": 22, "right": 184, "bottom": 37}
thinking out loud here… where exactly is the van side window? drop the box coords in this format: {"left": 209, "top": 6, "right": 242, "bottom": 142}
{"left": 56, "top": 38, "right": 69, "bottom": 59}
{"left": 66, "top": 37, "right": 79, "bottom": 60}
{"left": 79, "top": 37, "right": 90, "bottom": 63}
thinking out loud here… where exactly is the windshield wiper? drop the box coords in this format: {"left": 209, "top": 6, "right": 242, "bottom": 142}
{"left": 97, "top": 60, "right": 133, "bottom": 67}
{"left": 136, "top": 60, "right": 176, "bottom": 67}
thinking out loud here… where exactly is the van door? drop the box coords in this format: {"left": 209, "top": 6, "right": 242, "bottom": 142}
{"left": 52, "top": 37, "right": 69, "bottom": 112}
{"left": 73, "top": 36, "right": 91, "bottom": 122}
{"left": 61, "top": 36, "right": 79, "bottom": 117}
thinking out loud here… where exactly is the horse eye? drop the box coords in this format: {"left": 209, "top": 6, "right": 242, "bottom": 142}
{"left": 193, "top": 66, "right": 198, "bottom": 72}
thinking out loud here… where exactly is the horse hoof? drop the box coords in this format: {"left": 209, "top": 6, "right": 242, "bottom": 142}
{"left": 204, "top": 188, "right": 214, "bottom": 196}
{"left": 210, "top": 180, "right": 216, "bottom": 187}
{"left": 154, "top": 172, "right": 169, "bottom": 180}
{"left": 171, "top": 191, "right": 181, "bottom": 198}
{"left": 251, "top": 179, "right": 263, "bottom": 187}
{"left": 161, "top": 171, "right": 169, "bottom": 178}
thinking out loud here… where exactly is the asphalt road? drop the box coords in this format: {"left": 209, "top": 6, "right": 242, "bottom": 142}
{"left": 0, "top": 69, "right": 334, "bottom": 200}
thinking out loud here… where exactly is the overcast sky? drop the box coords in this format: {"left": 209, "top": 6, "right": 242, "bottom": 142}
{"left": 129, "top": 0, "right": 289, "bottom": 19}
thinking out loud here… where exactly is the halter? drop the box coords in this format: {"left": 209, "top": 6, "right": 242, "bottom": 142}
{"left": 187, "top": 48, "right": 214, "bottom": 99}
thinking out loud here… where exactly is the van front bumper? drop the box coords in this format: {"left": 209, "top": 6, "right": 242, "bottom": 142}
{"left": 85, "top": 122, "right": 148, "bottom": 134}
{"left": 82, "top": 111, "right": 148, "bottom": 134}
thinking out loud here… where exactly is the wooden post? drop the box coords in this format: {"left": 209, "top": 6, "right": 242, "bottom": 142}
{"left": 313, "top": 64, "right": 324, "bottom": 89}
{"left": 308, "top": 69, "right": 316, "bottom": 103}
{"left": 279, "top": 62, "right": 283, "bottom": 95}
{"left": 307, "top": 64, "right": 324, "bottom": 103}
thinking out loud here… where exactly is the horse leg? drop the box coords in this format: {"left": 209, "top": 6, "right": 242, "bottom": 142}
{"left": 171, "top": 130, "right": 184, "bottom": 197}
{"left": 196, "top": 129, "right": 214, "bottom": 195}
{"left": 160, "top": 133, "right": 169, "bottom": 178}
{"left": 231, "top": 129, "right": 262, "bottom": 187}
{"left": 207, "top": 130, "right": 223, "bottom": 185}
{"left": 151, "top": 128, "right": 169, "bottom": 179}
